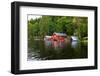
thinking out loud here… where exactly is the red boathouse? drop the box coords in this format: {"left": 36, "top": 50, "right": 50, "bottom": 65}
{"left": 51, "top": 32, "right": 67, "bottom": 42}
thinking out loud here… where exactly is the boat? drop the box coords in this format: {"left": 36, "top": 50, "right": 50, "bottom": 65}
{"left": 44, "top": 36, "right": 52, "bottom": 40}
{"left": 71, "top": 36, "right": 78, "bottom": 41}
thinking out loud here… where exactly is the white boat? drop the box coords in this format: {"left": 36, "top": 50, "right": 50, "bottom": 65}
{"left": 71, "top": 36, "right": 78, "bottom": 41}
{"left": 44, "top": 36, "right": 51, "bottom": 40}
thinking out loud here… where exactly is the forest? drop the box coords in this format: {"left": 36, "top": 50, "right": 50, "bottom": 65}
{"left": 28, "top": 15, "right": 88, "bottom": 41}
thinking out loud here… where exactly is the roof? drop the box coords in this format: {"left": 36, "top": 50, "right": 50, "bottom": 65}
{"left": 53, "top": 32, "right": 67, "bottom": 36}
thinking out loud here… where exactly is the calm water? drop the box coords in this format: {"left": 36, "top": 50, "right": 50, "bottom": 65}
{"left": 28, "top": 39, "right": 88, "bottom": 61}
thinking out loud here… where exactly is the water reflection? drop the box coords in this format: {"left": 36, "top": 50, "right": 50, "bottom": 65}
{"left": 71, "top": 41, "right": 78, "bottom": 48}
{"left": 28, "top": 40, "right": 88, "bottom": 61}
{"left": 45, "top": 40, "right": 67, "bottom": 50}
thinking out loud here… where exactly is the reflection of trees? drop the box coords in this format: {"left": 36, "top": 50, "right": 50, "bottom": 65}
{"left": 28, "top": 40, "right": 88, "bottom": 60}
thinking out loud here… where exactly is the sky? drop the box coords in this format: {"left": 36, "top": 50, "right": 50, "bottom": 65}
{"left": 28, "top": 15, "right": 42, "bottom": 20}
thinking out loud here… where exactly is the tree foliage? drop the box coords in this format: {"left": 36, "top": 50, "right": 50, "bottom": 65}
{"left": 28, "top": 16, "right": 88, "bottom": 40}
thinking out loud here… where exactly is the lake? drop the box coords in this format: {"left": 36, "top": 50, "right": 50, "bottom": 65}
{"left": 28, "top": 39, "right": 88, "bottom": 61}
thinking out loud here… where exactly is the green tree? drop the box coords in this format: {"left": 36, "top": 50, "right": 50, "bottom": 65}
{"left": 28, "top": 15, "right": 88, "bottom": 41}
